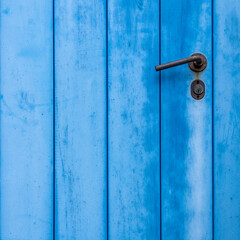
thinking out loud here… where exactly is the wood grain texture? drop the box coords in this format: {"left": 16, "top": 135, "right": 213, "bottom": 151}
{"left": 2, "top": 1, "right": 240, "bottom": 238}
{"left": 54, "top": 0, "right": 107, "bottom": 239}
{"left": 161, "top": 1, "right": 213, "bottom": 239}
{"left": 214, "top": 0, "right": 240, "bottom": 238}
{"left": 0, "top": 0, "right": 53, "bottom": 239}
{"left": 108, "top": 0, "right": 160, "bottom": 239}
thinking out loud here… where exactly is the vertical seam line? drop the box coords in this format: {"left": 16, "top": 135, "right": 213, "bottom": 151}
{"left": 106, "top": 0, "right": 109, "bottom": 239}
{"left": 159, "top": 0, "right": 162, "bottom": 239}
{"left": 53, "top": 0, "right": 56, "bottom": 239}
{"left": 212, "top": 0, "right": 214, "bottom": 239}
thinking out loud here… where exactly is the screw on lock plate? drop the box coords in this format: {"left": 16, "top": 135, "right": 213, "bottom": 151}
{"left": 191, "top": 79, "right": 205, "bottom": 100}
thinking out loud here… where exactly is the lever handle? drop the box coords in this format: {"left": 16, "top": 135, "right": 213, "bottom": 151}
{"left": 155, "top": 53, "right": 207, "bottom": 72}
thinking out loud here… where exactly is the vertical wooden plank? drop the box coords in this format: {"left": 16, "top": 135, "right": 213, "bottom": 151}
{"left": 0, "top": 0, "right": 53, "bottom": 239}
{"left": 214, "top": 1, "right": 240, "bottom": 238}
{"left": 54, "top": 0, "right": 107, "bottom": 239}
{"left": 161, "top": 1, "right": 212, "bottom": 239}
{"left": 108, "top": 0, "right": 160, "bottom": 239}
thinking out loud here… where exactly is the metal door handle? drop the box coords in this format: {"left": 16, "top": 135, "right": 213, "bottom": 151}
{"left": 155, "top": 53, "right": 207, "bottom": 72}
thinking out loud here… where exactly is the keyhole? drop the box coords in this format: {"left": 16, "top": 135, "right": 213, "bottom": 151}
{"left": 193, "top": 84, "right": 204, "bottom": 95}
{"left": 191, "top": 79, "right": 205, "bottom": 100}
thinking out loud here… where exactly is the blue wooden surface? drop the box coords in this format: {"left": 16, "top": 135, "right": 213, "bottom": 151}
{"left": 161, "top": 0, "right": 213, "bottom": 239}
{"left": 0, "top": 0, "right": 240, "bottom": 239}
{"left": 54, "top": 0, "right": 107, "bottom": 239}
{"left": 0, "top": 0, "right": 53, "bottom": 239}
{"left": 214, "top": 0, "right": 240, "bottom": 238}
{"left": 108, "top": 0, "right": 160, "bottom": 239}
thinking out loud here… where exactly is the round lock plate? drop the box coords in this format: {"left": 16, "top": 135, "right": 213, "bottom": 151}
{"left": 188, "top": 53, "right": 207, "bottom": 72}
{"left": 191, "top": 79, "right": 205, "bottom": 100}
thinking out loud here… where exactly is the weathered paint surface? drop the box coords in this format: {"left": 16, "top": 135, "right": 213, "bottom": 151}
{"left": 54, "top": 0, "right": 107, "bottom": 239}
{"left": 108, "top": 0, "right": 160, "bottom": 239}
{"left": 214, "top": 0, "right": 240, "bottom": 238}
{"left": 0, "top": 0, "right": 240, "bottom": 239}
{"left": 0, "top": 0, "right": 53, "bottom": 239}
{"left": 161, "top": 0, "right": 213, "bottom": 239}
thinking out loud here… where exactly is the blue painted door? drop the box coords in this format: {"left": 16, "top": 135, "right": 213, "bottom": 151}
{"left": 0, "top": 0, "right": 240, "bottom": 239}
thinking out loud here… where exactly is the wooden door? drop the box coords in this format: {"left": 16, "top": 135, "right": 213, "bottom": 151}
{"left": 0, "top": 0, "right": 240, "bottom": 239}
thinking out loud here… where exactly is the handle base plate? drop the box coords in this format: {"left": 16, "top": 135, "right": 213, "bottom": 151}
{"left": 188, "top": 53, "right": 207, "bottom": 72}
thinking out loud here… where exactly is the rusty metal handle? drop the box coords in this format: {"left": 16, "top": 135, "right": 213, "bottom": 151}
{"left": 155, "top": 53, "right": 207, "bottom": 72}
